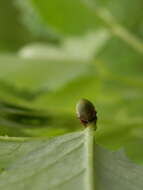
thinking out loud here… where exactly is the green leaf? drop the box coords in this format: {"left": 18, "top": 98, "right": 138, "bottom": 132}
{"left": 27, "top": 0, "right": 101, "bottom": 36}
{"left": 0, "top": 0, "right": 60, "bottom": 52}
{"left": 0, "top": 54, "right": 88, "bottom": 101}
{"left": 0, "top": 130, "right": 143, "bottom": 190}
{"left": 22, "top": 0, "right": 143, "bottom": 54}
{"left": 0, "top": 131, "right": 91, "bottom": 190}
{"left": 0, "top": 29, "right": 108, "bottom": 106}
{"left": 0, "top": 1, "right": 143, "bottom": 187}
{"left": 95, "top": 143, "right": 143, "bottom": 190}
{"left": 0, "top": 0, "right": 33, "bottom": 51}
{"left": 19, "top": 29, "right": 110, "bottom": 61}
{"left": 25, "top": 0, "right": 143, "bottom": 38}
{"left": 15, "top": 0, "right": 60, "bottom": 42}
{"left": 0, "top": 100, "right": 80, "bottom": 137}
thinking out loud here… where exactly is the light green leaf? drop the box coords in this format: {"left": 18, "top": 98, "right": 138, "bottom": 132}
{"left": 19, "top": 29, "right": 110, "bottom": 61}
{"left": 0, "top": 130, "right": 143, "bottom": 190}
{"left": 0, "top": 130, "right": 92, "bottom": 190}
{"left": 0, "top": 54, "right": 88, "bottom": 100}
{"left": 95, "top": 144, "right": 143, "bottom": 190}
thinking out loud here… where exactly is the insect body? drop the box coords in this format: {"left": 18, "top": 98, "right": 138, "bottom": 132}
{"left": 76, "top": 98, "right": 97, "bottom": 127}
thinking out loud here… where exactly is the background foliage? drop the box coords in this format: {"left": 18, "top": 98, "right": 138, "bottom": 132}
{"left": 0, "top": 0, "right": 143, "bottom": 164}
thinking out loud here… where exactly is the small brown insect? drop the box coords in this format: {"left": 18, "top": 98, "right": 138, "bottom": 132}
{"left": 76, "top": 98, "right": 97, "bottom": 127}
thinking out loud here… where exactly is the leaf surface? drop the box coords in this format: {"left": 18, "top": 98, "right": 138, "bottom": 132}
{"left": 0, "top": 131, "right": 143, "bottom": 190}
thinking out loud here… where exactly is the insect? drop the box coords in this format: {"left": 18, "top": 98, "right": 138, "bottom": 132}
{"left": 76, "top": 98, "right": 97, "bottom": 127}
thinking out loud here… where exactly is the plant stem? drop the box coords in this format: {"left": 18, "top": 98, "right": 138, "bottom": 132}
{"left": 84, "top": 0, "right": 143, "bottom": 55}
{"left": 95, "top": 7, "right": 143, "bottom": 55}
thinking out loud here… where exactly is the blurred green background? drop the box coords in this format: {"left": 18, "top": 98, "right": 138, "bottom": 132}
{"left": 0, "top": 0, "right": 143, "bottom": 162}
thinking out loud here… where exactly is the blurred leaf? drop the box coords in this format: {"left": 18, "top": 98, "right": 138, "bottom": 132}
{"left": 0, "top": 0, "right": 34, "bottom": 51}
{"left": 22, "top": 0, "right": 143, "bottom": 54}
{"left": 19, "top": 29, "right": 110, "bottom": 61}
{"left": 0, "top": 0, "right": 60, "bottom": 52}
{"left": 95, "top": 144, "right": 143, "bottom": 189}
{"left": 0, "top": 29, "right": 109, "bottom": 103}
{"left": 0, "top": 55, "right": 88, "bottom": 95}
{"left": 27, "top": 0, "right": 101, "bottom": 36}
{"left": 26, "top": 0, "right": 143, "bottom": 37}
{"left": 95, "top": 0, "right": 143, "bottom": 38}
{"left": 15, "top": 0, "right": 60, "bottom": 43}
{"left": 0, "top": 131, "right": 143, "bottom": 190}
{"left": 0, "top": 101, "right": 79, "bottom": 137}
